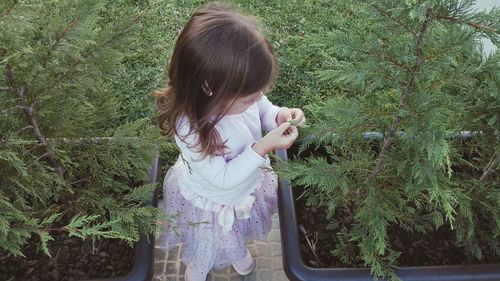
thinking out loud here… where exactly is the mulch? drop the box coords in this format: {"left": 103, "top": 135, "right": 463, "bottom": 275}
{"left": 295, "top": 189, "right": 500, "bottom": 268}
{"left": 0, "top": 233, "right": 134, "bottom": 281}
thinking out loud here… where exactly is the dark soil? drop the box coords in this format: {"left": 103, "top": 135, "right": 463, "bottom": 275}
{"left": 288, "top": 138, "right": 499, "bottom": 268}
{"left": 295, "top": 188, "right": 500, "bottom": 268}
{"left": 0, "top": 233, "right": 134, "bottom": 281}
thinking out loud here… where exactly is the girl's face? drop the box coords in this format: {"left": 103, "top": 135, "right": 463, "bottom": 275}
{"left": 225, "top": 91, "right": 263, "bottom": 115}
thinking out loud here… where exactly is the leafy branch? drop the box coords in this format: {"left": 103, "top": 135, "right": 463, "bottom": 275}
{"left": 29, "top": 17, "right": 82, "bottom": 83}
{"left": 2, "top": 49, "right": 65, "bottom": 176}
{"left": 479, "top": 155, "right": 499, "bottom": 182}
{"left": 366, "top": 8, "right": 434, "bottom": 182}
{"left": 38, "top": 11, "right": 146, "bottom": 99}
{"left": 435, "top": 15, "right": 498, "bottom": 33}
{"left": 0, "top": 1, "right": 17, "bottom": 21}
{"left": 34, "top": 214, "right": 136, "bottom": 256}
{"left": 0, "top": 0, "right": 161, "bottom": 261}
{"left": 368, "top": 2, "right": 416, "bottom": 36}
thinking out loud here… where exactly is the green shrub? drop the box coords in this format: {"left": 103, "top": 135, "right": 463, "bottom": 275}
{"left": 0, "top": 0, "right": 163, "bottom": 256}
{"left": 282, "top": 1, "right": 499, "bottom": 280}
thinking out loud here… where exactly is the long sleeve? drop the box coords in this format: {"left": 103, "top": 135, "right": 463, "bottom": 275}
{"left": 257, "top": 95, "right": 281, "bottom": 132}
{"left": 174, "top": 121, "right": 266, "bottom": 191}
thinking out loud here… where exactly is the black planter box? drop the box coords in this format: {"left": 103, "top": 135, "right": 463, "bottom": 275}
{"left": 86, "top": 154, "right": 160, "bottom": 281}
{"left": 275, "top": 148, "right": 500, "bottom": 281}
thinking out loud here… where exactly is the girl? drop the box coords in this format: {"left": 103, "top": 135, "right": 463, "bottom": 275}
{"left": 153, "top": 3, "right": 306, "bottom": 281}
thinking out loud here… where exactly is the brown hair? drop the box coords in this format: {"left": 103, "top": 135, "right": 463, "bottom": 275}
{"left": 153, "top": 2, "right": 278, "bottom": 158}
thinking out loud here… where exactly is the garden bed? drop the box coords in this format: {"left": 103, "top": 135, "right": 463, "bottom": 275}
{"left": 285, "top": 137, "right": 500, "bottom": 267}
{"left": 0, "top": 234, "right": 134, "bottom": 281}
{"left": 277, "top": 146, "right": 500, "bottom": 281}
{"left": 288, "top": 142, "right": 500, "bottom": 268}
{"left": 0, "top": 155, "right": 160, "bottom": 281}
{"left": 294, "top": 187, "right": 500, "bottom": 268}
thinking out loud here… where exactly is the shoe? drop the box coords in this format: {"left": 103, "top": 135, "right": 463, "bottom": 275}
{"left": 185, "top": 264, "right": 193, "bottom": 281}
{"left": 231, "top": 248, "right": 254, "bottom": 275}
{"left": 185, "top": 263, "right": 207, "bottom": 281}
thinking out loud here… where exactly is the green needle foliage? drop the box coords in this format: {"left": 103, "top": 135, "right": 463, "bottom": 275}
{"left": 281, "top": 0, "right": 499, "bottom": 280}
{"left": 0, "top": 0, "right": 163, "bottom": 257}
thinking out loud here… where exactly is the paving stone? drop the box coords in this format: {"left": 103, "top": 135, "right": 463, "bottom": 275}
{"left": 270, "top": 243, "right": 282, "bottom": 257}
{"left": 165, "top": 274, "right": 177, "bottom": 281}
{"left": 243, "top": 271, "right": 257, "bottom": 281}
{"left": 255, "top": 257, "right": 271, "bottom": 270}
{"left": 269, "top": 230, "right": 281, "bottom": 242}
{"left": 257, "top": 269, "right": 272, "bottom": 281}
{"left": 272, "top": 271, "right": 289, "bottom": 281}
{"left": 256, "top": 244, "right": 271, "bottom": 257}
{"left": 228, "top": 274, "right": 245, "bottom": 281}
{"left": 155, "top": 247, "right": 167, "bottom": 261}
{"left": 154, "top": 261, "right": 166, "bottom": 277}
{"left": 248, "top": 244, "right": 259, "bottom": 256}
{"left": 167, "top": 246, "right": 180, "bottom": 261}
{"left": 271, "top": 258, "right": 283, "bottom": 270}
{"left": 154, "top": 206, "right": 289, "bottom": 280}
{"left": 166, "top": 262, "right": 177, "bottom": 274}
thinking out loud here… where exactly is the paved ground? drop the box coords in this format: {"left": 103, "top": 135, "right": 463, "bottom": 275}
{"left": 153, "top": 211, "right": 289, "bottom": 281}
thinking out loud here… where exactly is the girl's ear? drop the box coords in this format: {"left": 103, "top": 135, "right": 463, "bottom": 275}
{"left": 201, "top": 80, "right": 213, "bottom": 96}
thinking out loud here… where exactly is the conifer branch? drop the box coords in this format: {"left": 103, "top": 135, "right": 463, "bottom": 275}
{"left": 367, "top": 51, "right": 407, "bottom": 69}
{"left": 51, "top": 18, "right": 80, "bottom": 54}
{"left": 367, "top": 8, "right": 433, "bottom": 182}
{"left": 0, "top": 1, "right": 17, "bottom": 20}
{"left": 16, "top": 125, "right": 34, "bottom": 134}
{"left": 31, "top": 18, "right": 81, "bottom": 82}
{"left": 38, "top": 12, "right": 145, "bottom": 99}
{"left": 68, "top": 12, "right": 145, "bottom": 70}
{"left": 3, "top": 58, "right": 65, "bottom": 177}
{"left": 368, "top": 2, "right": 417, "bottom": 36}
{"left": 45, "top": 136, "right": 136, "bottom": 145}
{"left": 39, "top": 227, "right": 68, "bottom": 233}
{"left": 15, "top": 87, "right": 65, "bottom": 177}
{"left": 435, "top": 15, "right": 498, "bottom": 34}
{"left": 70, "top": 176, "right": 91, "bottom": 186}
{"left": 479, "top": 155, "right": 499, "bottom": 182}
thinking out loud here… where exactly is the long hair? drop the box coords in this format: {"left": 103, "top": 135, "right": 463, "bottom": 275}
{"left": 153, "top": 2, "right": 278, "bottom": 158}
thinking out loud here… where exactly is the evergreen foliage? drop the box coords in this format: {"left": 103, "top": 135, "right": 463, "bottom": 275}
{"left": 0, "top": 0, "right": 162, "bottom": 257}
{"left": 281, "top": 1, "right": 499, "bottom": 279}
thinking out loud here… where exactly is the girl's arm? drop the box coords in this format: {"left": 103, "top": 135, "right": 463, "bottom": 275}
{"left": 257, "top": 95, "right": 281, "bottom": 131}
{"left": 175, "top": 123, "right": 266, "bottom": 191}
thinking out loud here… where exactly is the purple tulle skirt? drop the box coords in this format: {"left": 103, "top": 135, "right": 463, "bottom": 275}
{"left": 157, "top": 159, "right": 278, "bottom": 279}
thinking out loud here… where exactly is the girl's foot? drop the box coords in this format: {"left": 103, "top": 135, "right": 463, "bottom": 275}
{"left": 231, "top": 248, "right": 254, "bottom": 275}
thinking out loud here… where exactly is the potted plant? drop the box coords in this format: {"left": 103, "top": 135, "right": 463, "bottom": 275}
{"left": 275, "top": 0, "right": 499, "bottom": 280}
{"left": 0, "top": 1, "right": 165, "bottom": 280}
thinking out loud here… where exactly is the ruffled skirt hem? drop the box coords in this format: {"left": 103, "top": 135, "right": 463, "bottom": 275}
{"left": 157, "top": 162, "right": 278, "bottom": 277}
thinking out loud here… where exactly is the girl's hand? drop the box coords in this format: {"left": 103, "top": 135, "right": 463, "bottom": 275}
{"left": 252, "top": 122, "right": 298, "bottom": 156}
{"left": 276, "top": 107, "right": 306, "bottom": 127}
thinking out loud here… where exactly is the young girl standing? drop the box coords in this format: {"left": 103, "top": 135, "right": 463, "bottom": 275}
{"left": 154, "top": 3, "right": 306, "bottom": 281}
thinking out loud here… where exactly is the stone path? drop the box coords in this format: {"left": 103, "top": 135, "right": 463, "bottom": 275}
{"left": 153, "top": 212, "right": 289, "bottom": 281}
